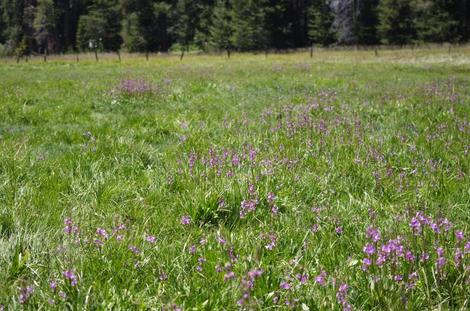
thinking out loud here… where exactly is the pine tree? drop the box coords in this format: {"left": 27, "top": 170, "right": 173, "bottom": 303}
{"left": 193, "top": 1, "right": 213, "bottom": 51}
{"left": 208, "top": 0, "right": 233, "bottom": 57}
{"left": 413, "top": 0, "right": 460, "bottom": 43}
{"left": 33, "top": 0, "right": 57, "bottom": 56}
{"left": 121, "top": 0, "right": 160, "bottom": 54}
{"left": 377, "top": 0, "right": 415, "bottom": 45}
{"left": 231, "top": 0, "right": 268, "bottom": 51}
{"left": 76, "top": 0, "right": 123, "bottom": 53}
{"left": 153, "top": 1, "right": 171, "bottom": 52}
{"left": 172, "top": 0, "right": 201, "bottom": 59}
{"left": 0, "top": 5, "right": 6, "bottom": 43}
{"left": 357, "top": 0, "right": 379, "bottom": 44}
{"left": 1, "top": 0, "right": 34, "bottom": 54}
{"left": 308, "top": 0, "right": 336, "bottom": 47}
{"left": 264, "top": 1, "right": 292, "bottom": 49}
{"left": 122, "top": 13, "right": 146, "bottom": 52}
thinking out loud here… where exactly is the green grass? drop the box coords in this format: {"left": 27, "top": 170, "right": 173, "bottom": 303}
{"left": 0, "top": 49, "right": 469, "bottom": 310}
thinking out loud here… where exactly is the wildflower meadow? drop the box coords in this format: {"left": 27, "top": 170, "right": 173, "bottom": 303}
{"left": 0, "top": 49, "right": 469, "bottom": 310}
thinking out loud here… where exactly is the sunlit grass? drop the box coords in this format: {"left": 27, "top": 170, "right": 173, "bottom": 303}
{"left": 0, "top": 49, "right": 469, "bottom": 309}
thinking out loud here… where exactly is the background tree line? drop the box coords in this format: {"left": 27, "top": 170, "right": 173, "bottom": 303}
{"left": 0, "top": 0, "right": 469, "bottom": 57}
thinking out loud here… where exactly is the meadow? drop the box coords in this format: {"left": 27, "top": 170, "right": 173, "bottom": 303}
{"left": 0, "top": 48, "right": 469, "bottom": 310}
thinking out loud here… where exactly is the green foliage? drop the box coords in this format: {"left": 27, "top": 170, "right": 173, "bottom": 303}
{"left": 356, "top": 0, "right": 380, "bottom": 44}
{"left": 308, "top": 0, "right": 336, "bottom": 46}
{"left": 377, "top": 0, "right": 415, "bottom": 45}
{"left": 413, "top": 0, "right": 461, "bottom": 43}
{"left": 231, "top": 0, "right": 268, "bottom": 51}
{"left": 172, "top": 0, "right": 200, "bottom": 52}
{"left": 33, "top": 0, "right": 56, "bottom": 52}
{"left": 208, "top": 0, "right": 233, "bottom": 53}
{"left": 121, "top": 12, "right": 146, "bottom": 52}
{"left": 0, "top": 51, "right": 469, "bottom": 309}
{"left": 0, "top": 0, "right": 469, "bottom": 56}
{"left": 76, "top": 0, "right": 123, "bottom": 52}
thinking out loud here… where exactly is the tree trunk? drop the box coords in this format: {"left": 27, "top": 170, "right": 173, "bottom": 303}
{"left": 180, "top": 48, "right": 185, "bottom": 60}
{"left": 227, "top": 49, "right": 230, "bottom": 59}
{"left": 374, "top": 46, "right": 378, "bottom": 56}
{"left": 117, "top": 50, "right": 121, "bottom": 62}
{"left": 145, "top": 51, "right": 149, "bottom": 61}
{"left": 44, "top": 48, "right": 47, "bottom": 62}
{"left": 76, "top": 52, "right": 79, "bottom": 62}
{"left": 94, "top": 48, "right": 99, "bottom": 61}
{"left": 310, "top": 43, "right": 314, "bottom": 58}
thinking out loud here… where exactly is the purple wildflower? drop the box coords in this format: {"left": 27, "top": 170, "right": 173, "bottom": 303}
{"left": 296, "top": 273, "right": 309, "bottom": 284}
{"left": 96, "top": 228, "right": 109, "bottom": 240}
{"left": 58, "top": 291, "right": 67, "bottom": 299}
{"left": 128, "top": 245, "right": 140, "bottom": 255}
{"left": 63, "top": 218, "right": 78, "bottom": 235}
{"left": 311, "top": 223, "right": 320, "bottom": 233}
{"left": 335, "top": 227, "right": 343, "bottom": 235}
{"left": 376, "top": 253, "right": 386, "bottom": 266}
{"left": 420, "top": 252, "right": 430, "bottom": 262}
{"left": 145, "top": 235, "right": 157, "bottom": 244}
{"left": 280, "top": 281, "right": 291, "bottom": 290}
{"left": 336, "top": 283, "right": 350, "bottom": 308}
{"left": 265, "top": 233, "right": 278, "bottom": 250}
{"left": 366, "top": 227, "right": 381, "bottom": 242}
{"left": 271, "top": 205, "right": 279, "bottom": 216}
{"left": 406, "top": 272, "right": 419, "bottom": 290}
{"left": 224, "top": 271, "right": 235, "bottom": 281}
{"left": 50, "top": 280, "right": 57, "bottom": 292}
{"left": 454, "top": 249, "right": 463, "bottom": 266}
{"left": 267, "top": 192, "right": 276, "bottom": 204}
{"left": 217, "top": 235, "right": 226, "bottom": 245}
{"left": 19, "top": 286, "right": 34, "bottom": 304}
{"left": 159, "top": 272, "right": 168, "bottom": 281}
{"left": 436, "top": 257, "right": 446, "bottom": 269}
{"left": 465, "top": 241, "right": 470, "bottom": 254}
{"left": 436, "top": 247, "right": 445, "bottom": 257}
{"left": 430, "top": 223, "right": 440, "bottom": 234}
{"left": 62, "top": 270, "right": 78, "bottom": 286}
{"left": 240, "top": 199, "right": 258, "bottom": 218}
{"left": 181, "top": 215, "right": 191, "bottom": 226}
{"left": 189, "top": 244, "right": 197, "bottom": 254}
{"left": 362, "top": 257, "right": 372, "bottom": 271}
{"left": 409, "top": 217, "right": 422, "bottom": 235}
{"left": 363, "top": 243, "right": 375, "bottom": 256}
{"left": 455, "top": 230, "right": 464, "bottom": 241}
{"left": 315, "top": 271, "right": 328, "bottom": 286}
{"left": 228, "top": 246, "right": 238, "bottom": 262}
{"left": 405, "top": 250, "right": 415, "bottom": 262}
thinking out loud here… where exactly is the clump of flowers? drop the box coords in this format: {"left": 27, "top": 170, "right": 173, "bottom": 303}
{"left": 115, "top": 79, "right": 156, "bottom": 95}
{"left": 336, "top": 283, "right": 352, "bottom": 311}
{"left": 62, "top": 270, "right": 78, "bottom": 286}
{"left": 181, "top": 215, "right": 191, "bottom": 226}
{"left": 63, "top": 218, "right": 79, "bottom": 236}
{"left": 19, "top": 286, "right": 34, "bottom": 304}
{"left": 238, "top": 268, "right": 263, "bottom": 305}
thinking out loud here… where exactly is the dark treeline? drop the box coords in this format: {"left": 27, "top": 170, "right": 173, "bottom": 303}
{"left": 0, "top": 0, "right": 469, "bottom": 58}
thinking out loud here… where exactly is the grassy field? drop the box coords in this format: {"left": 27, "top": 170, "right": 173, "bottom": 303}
{"left": 0, "top": 48, "right": 469, "bottom": 310}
